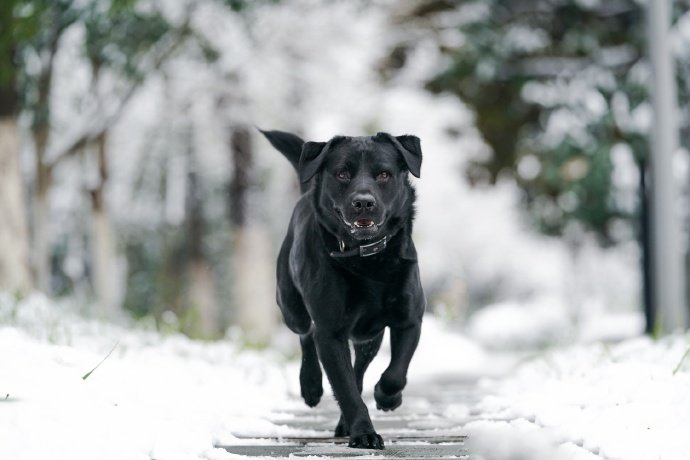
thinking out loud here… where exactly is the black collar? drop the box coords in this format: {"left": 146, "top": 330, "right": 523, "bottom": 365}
{"left": 329, "top": 235, "right": 388, "bottom": 258}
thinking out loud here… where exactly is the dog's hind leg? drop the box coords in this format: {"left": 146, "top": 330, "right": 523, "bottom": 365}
{"left": 275, "top": 242, "right": 322, "bottom": 407}
{"left": 335, "top": 331, "right": 384, "bottom": 437}
{"left": 277, "top": 286, "right": 323, "bottom": 408}
{"left": 299, "top": 331, "right": 323, "bottom": 407}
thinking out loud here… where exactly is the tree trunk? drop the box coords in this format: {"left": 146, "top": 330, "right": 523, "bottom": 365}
{"left": 231, "top": 226, "right": 276, "bottom": 343}
{"left": 0, "top": 116, "right": 32, "bottom": 294}
{"left": 88, "top": 131, "right": 119, "bottom": 317}
{"left": 188, "top": 259, "right": 217, "bottom": 338}
{"left": 31, "top": 50, "right": 56, "bottom": 293}
{"left": 185, "top": 128, "right": 218, "bottom": 338}
{"left": 33, "top": 136, "right": 51, "bottom": 292}
{"left": 229, "top": 126, "right": 276, "bottom": 343}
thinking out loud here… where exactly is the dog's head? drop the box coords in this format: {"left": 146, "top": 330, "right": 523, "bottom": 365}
{"left": 302, "top": 133, "right": 422, "bottom": 241}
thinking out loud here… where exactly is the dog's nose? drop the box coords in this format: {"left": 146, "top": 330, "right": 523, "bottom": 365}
{"left": 351, "top": 193, "right": 376, "bottom": 212}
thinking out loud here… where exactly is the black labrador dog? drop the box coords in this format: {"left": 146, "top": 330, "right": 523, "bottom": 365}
{"left": 260, "top": 129, "right": 425, "bottom": 449}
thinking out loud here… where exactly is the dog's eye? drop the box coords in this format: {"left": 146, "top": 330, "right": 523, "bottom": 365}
{"left": 376, "top": 171, "right": 391, "bottom": 181}
{"left": 336, "top": 170, "right": 351, "bottom": 181}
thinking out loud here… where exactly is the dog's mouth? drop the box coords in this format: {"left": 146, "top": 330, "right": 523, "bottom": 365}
{"left": 353, "top": 219, "right": 375, "bottom": 228}
{"left": 336, "top": 209, "right": 383, "bottom": 236}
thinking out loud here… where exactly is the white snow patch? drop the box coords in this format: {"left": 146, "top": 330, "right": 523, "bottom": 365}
{"left": 474, "top": 334, "right": 690, "bottom": 460}
{"left": 0, "top": 294, "right": 296, "bottom": 460}
{"left": 464, "top": 419, "right": 600, "bottom": 460}
{"left": 467, "top": 296, "right": 572, "bottom": 349}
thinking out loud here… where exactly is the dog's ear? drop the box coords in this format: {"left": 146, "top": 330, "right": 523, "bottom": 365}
{"left": 299, "top": 136, "right": 344, "bottom": 183}
{"left": 376, "top": 133, "right": 422, "bottom": 178}
{"left": 258, "top": 129, "right": 304, "bottom": 172}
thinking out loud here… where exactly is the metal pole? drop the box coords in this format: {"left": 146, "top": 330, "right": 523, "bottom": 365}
{"left": 647, "top": 0, "right": 688, "bottom": 332}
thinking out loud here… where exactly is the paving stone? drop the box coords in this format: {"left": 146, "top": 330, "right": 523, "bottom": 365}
{"left": 218, "top": 376, "right": 476, "bottom": 458}
{"left": 220, "top": 440, "right": 469, "bottom": 459}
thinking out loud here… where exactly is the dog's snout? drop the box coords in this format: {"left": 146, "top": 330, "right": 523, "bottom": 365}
{"left": 351, "top": 193, "right": 376, "bottom": 212}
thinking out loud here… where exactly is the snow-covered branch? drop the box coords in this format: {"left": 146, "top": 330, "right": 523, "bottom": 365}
{"left": 45, "top": 20, "right": 192, "bottom": 169}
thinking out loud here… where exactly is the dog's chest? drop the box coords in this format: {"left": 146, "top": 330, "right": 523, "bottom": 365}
{"left": 346, "top": 283, "right": 400, "bottom": 341}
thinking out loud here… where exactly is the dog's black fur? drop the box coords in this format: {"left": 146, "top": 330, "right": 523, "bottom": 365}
{"left": 260, "top": 129, "right": 425, "bottom": 449}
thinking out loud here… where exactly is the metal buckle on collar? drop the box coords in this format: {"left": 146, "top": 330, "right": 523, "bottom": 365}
{"left": 330, "top": 235, "right": 388, "bottom": 258}
{"left": 358, "top": 235, "right": 387, "bottom": 257}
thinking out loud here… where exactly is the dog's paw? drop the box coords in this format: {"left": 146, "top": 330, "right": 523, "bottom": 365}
{"left": 348, "top": 432, "right": 384, "bottom": 449}
{"left": 300, "top": 381, "right": 323, "bottom": 407}
{"left": 299, "top": 353, "right": 323, "bottom": 407}
{"left": 374, "top": 382, "right": 402, "bottom": 411}
{"left": 334, "top": 415, "right": 350, "bottom": 437}
{"left": 299, "top": 369, "right": 323, "bottom": 407}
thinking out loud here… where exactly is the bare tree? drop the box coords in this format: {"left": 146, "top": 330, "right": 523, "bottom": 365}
{"left": 26, "top": 3, "right": 78, "bottom": 292}
{"left": 0, "top": 88, "right": 32, "bottom": 295}
{"left": 87, "top": 131, "right": 118, "bottom": 316}
{"left": 229, "top": 125, "right": 276, "bottom": 343}
{"left": 0, "top": 4, "right": 32, "bottom": 294}
{"left": 24, "top": 2, "right": 191, "bottom": 297}
{"left": 185, "top": 125, "right": 219, "bottom": 338}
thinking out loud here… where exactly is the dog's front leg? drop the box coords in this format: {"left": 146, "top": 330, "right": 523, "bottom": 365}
{"left": 313, "top": 330, "right": 384, "bottom": 449}
{"left": 375, "top": 322, "right": 421, "bottom": 411}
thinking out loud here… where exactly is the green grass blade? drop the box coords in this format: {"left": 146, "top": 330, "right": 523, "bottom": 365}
{"left": 673, "top": 346, "right": 690, "bottom": 375}
{"left": 82, "top": 341, "right": 119, "bottom": 380}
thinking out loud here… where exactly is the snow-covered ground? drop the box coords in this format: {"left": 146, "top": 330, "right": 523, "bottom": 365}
{"left": 1, "top": 293, "right": 688, "bottom": 460}
{"left": 467, "top": 334, "right": 690, "bottom": 460}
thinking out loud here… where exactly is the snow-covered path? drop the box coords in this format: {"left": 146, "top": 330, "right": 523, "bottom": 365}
{"left": 2, "top": 294, "right": 690, "bottom": 460}
{"left": 220, "top": 376, "right": 479, "bottom": 458}
{"left": 218, "top": 372, "right": 609, "bottom": 460}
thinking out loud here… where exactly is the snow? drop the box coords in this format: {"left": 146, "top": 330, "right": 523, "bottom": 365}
{"left": 503, "top": 25, "right": 550, "bottom": 53}
{"left": 0, "top": 294, "right": 292, "bottom": 460}
{"left": 467, "top": 296, "right": 574, "bottom": 349}
{"left": 472, "top": 335, "right": 690, "bottom": 460}
{"left": 464, "top": 419, "right": 601, "bottom": 460}
{"left": 2, "top": 292, "right": 688, "bottom": 460}
{"left": 6, "top": 1, "right": 681, "bottom": 458}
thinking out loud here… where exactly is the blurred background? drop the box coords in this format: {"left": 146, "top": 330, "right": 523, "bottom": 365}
{"left": 1, "top": 0, "right": 689, "bottom": 346}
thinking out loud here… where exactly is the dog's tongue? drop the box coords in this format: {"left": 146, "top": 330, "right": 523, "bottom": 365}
{"left": 354, "top": 219, "right": 374, "bottom": 228}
